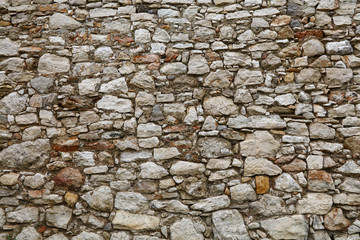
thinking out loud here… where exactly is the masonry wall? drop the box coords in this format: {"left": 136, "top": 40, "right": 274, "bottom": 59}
{"left": 1, "top": 0, "right": 360, "bottom": 239}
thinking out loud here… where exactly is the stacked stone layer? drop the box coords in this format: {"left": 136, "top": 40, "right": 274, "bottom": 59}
{"left": 1, "top": 0, "right": 360, "bottom": 239}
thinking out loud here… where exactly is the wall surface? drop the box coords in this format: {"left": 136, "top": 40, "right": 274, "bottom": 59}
{"left": 1, "top": 0, "right": 360, "bottom": 239}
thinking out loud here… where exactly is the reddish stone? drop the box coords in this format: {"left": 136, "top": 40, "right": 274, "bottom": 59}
{"left": 329, "top": 91, "right": 345, "bottom": 104}
{"left": 59, "top": 96, "right": 94, "bottom": 110}
{"left": 324, "top": 208, "right": 350, "bottom": 231}
{"left": 28, "top": 189, "right": 46, "bottom": 199}
{"left": 147, "top": 62, "right": 160, "bottom": 70}
{"left": 37, "top": 225, "right": 46, "bottom": 233}
{"left": 52, "top": 136, "right": 79, "bottom": 152}
{"left": 131, "top": 54, "right": 160, "bottom": 64}
{"left": 294, "top": 30, "right": 323, "bottom": 40}
{"left": 277, "top": 26, "right": 294, "bottom": 39}
{"left": 308, "top": 170, "right": 333, "bottom": 183}
{"left": 205, "top": 51, "right": 221, "bottom": 61}
{"left": 281, "top": 159, "right": 307, "bottom": 172}
{"left": 275, "top": 155, "right": 295, "bottom": 164}
{"left": 271, "top": 15, "right": 291, "bottom": 26}
{"left": 53, "top": 167, "right": 84, "bottom": 189}
{"left": 163, "top": 125, "right": 187, "bottom": 133}
{"left": 84, "top": 141, "right": 115, "bottom": 150}
{"left": 114, "top": 36, "right": 134, "bottom": 45}
{"left": 165, "top": 48, "right": 179, "bottom": 62}
{"left": 0, "top": 21, "right": 11, "bottom": 27}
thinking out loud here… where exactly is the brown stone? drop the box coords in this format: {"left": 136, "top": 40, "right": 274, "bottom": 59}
{"left": 84, "top": 141, "right": 115, "bottom": 150}
{"left": 131, "top": 54, "right": 160, "bottom": 63}
{"left": 308, "top": 170, "right": 334, "bottom": 192}
{"left": 275, "top": 155, "right": 295, "bottom": 164}
{"left": 271, "top": 15, "right": 291, "bottom": 27}
{"left": 256, "top": 176, "right": 269, "bottom": 194}
{"left": 294, "top": 30, "right": 323, "bottom": 40}
{"left": 53, "top": 168, "right": 84, "bottom": 189}
{"left": 65, "top": 192, "right": 78, "bottom": 207}
{"left": 52, "top": 136, "right": 79, "bottom": 152}
{"left": 114, "top": 36, "right": 134, "bottom": 45}
{"left": 344, "top": 136, "right": 360, "bottom": 154}
{"left": 59, "top": 96, "right": 95, "bottom": 110}
{"left": 165, "top": 48, "right": 179, "bottom": 62}
{"left": 281, "top": 159, "right": 307, "bottom": 172}
{"left": 133, "top": 180, "right": 158, "bottom": 193}
{"left": 324, "top": 208, "right": 350, "bottom": 231}
{"left": 277, "top": 26, "right": 294, "bottom": 39}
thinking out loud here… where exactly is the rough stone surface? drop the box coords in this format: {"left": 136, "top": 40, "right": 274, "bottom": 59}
{"left": 261, "top": 215, "right": 308, "bottom": 240}
{"left": 212, "top": 210, "right": 250, "bottom": 240}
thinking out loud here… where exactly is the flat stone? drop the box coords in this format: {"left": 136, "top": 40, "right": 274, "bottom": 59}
{"left": 82, "top": 186, "right": 113, "bottom": 212}
{"left": 212, "top": 210, "right": 250, "bottom": 240}
{"left": 326, "top": 40, "right": 353, "bottom": 55}
{"left": 197, "top": 137, "right": 232, "bottom": 158}
{"left": 103, "top": 19, "right": 131, "bottom": 34}
{"left": 114, "top": 192, "right": 147, "bottom": 212}
{"left": 120, "top": 150, "right": 152, "bottom": 162}
{"left": 160, "top": 63, "right": 187, "bottom": 75}
{"left": 139, "top": 162, "right": 168, "bottom": 179}
{"left": 16, "top": 227, "right": 42, "bottom": 240}
{"left": 230, "top": 183, "right": 256, "bottom": 203}
{"left": 49, "top": 13, "right": 82, "bottom": 29}
{"left": 203, "top": 96, "right": 237, "bottom": 115}
{"left": 154, "top": 147, "right": 181, "bottom": 160}
{"left": 191, "top": 195, "right": 230, "bottom": 212}
{"left": 338, "top": 177, "right": 360, "bottom": 193}
{"left": 38, "top": 53, "right": 70, "bottom": 74}
{"left": 309, "top": 123, "right": 336, "bottom": 139}
{"left": 0, "top": 173, "right": 19, "bottom": 186}
{"left": 223, "top": 52, "right": 252, "bottom": 66}
{"left": 46, "top": 205, "right": 72, "bottom": 229}
{"left": 240, "top": 131, "right": 280, "bottom": 158}
{"left": 137, "top": 123, "right": 162, "bottom": 138}
{"left": 204, "top": 70, "right": 233, "bottom": 88}
{"left": 308, "top": 170, "right": 335, "bottom": 192}
{"left": 296, "top": 68, "right": 321, "bottom": 83}
{"left": 188, "top": 55, "right": 209, "bottom": 75}
{"left": 130, "top": 71, "right": 155, "bottom": 89}
{"left": 170, "top": 161, "right": 205, "bottom": 175}
{"left": 170, "top": 218, "right": 204, "bottom": 240}
{"left": 274, "top": 173, "right": 302, "bottom": 192}
{"left": 297, "top": 193, "right": 333, "bottom": 215}
{"left": 244, "top": 157, "right": 282, "bottom": 176}
{"left": 261, "top": 215, "right": 308, "bottom": 240}
{"left": 302, "top": 39, "right": 325, "bottom": 57}
{"left": 250, "top": 194, "right": 286, "bottom": 217}
{"left": 96, "top": 95, "right": 133, "bottom": 113}
{"left": 333, "top": 193, "right": 360, "bottom": 205}
{"left": 72, "top": 232, "right": 105, "bottom": 240}
{"left": 324, "top": 68, "right": 353, "bottom": 88}
{"left": 112, "top": 210, "right": 160, "bottom": 230}
{"left": 324, "top": 208, "right": 350, "bottom": 231}
{"left": 317, "top": 0, "right": 339, "bottom": 10}
{"left": 7, "top": 207, "right": 38, "bottom": 223}
{"left": 31, "top": 76, "right": 54, "bottom": 93}
{"left": 53, "top": 167, "right": 84, "bottom": 188}
{"left": 0, "top": 38, "right": 20, "bottom": 56}
{"left": 234, "top": 69, "right": 263, "bottom": 86}
{"left": 151, "top": 200, "right": 189, "bottom": 214}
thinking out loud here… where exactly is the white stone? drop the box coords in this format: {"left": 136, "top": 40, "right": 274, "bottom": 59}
{"left": 170, "top": 161, "right": 206, "bottom": 175}
{"left": 96, "top": 95, "right": 133, "bottom": 113}
{"left": 100, "top": 78, "right": 128, "bottom": 94}
{"left": 114, "top": 192, "right": 148, "bottom": 212}
{"left": 188, "top": 55, "right": 209, "bottom": 75}
{"left": 0, "top": 38, "right": 20, "bottom": 56}
{"left": 170, "top": 218, "right": 204, "bottom": 240}
{"left": 244, "top": 157, "right": 282, "bottom": 176}
{"left": 154, "top": 147, "right": 181, "bottom": 160}
{"left": 139, "top": 162, "right": 168, "bottom": 179}
{"left": 261, "top": 215, "right": 308, "bottom": 240}
{"left": 212, "top": 210, "right": 250, "bottom": 240}
{"left": 191, "top": 195, "right": 230, "bottom": 212}
{"left": 49, "top": 13, "right": 82, "bottom": 29}
{"left": 135, "top": 29, "right": 151, "bottom": 43}
{"left": 46, "top": 205, "right": 72, "bottom": 229}
{"left": 38, "top": 53, "right": 70, "bottom": 74}
{"left": 297, "top": 193, "right": 333, "bottom": 215}
{"left": 112, "top": 210, "right": 160, "bottom": 230}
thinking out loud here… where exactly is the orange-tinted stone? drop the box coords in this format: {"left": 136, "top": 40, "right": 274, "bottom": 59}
{"left": 324, "top": 208, "right": 350, "bottom": 231}
{"left": 52, "top": 136, "right": 79, "bottom": 152}
{"left": 131, "top": 54, "right": 160, "bottom": 64}
{"left": 84, "top": 141, "right": 114, "bottom": 150}
{"left": 53, "top": 167, "right": 84, "bottom": 188}
{"left": 256, "top": 176, "right": 270, "bottom": 194}
{"left": 294, "top": 30, "right": 324, "bottom": 40}
{"left": 65, "top": 192, "right": 79, "bottom": 207}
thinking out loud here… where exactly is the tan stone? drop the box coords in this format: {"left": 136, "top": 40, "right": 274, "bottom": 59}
{"left": 256, "top": 176, "right": 269, "bottom": 194}
{"left": 65, "top": 192, "right": 79, "bottom": 207}
{"left": 324, "top": 208, "right": 350, "bottom": 231}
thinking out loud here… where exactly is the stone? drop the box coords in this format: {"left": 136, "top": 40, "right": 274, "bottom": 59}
{"left": 333, "top": 193, "right": 360, "bottom": 205}
{"left": 96, "top": 95, "right": 133, "bottom": 113}
{"left": 250, "top": 194, "right": 286, "bottom": 217}
{"left": 89, "top": 8, "right": 117, "bottom": 18}
{"left": 160, "top": 63, "right": 187, "bottom": 75}
{"left": 24, "top": 173, "right": 46, "bottom": 189}
{"left": 121, "top": 150, "right": 152, "bottom": 162}
{"left": 191, "top": 195, "right": 230, "bottom": 212}
{"left": 0, "top": 38, "right": 20, "bottom": 56}
{"left": 46, "top": 205, "right": 72, "bottom": 229}
{"left": 73, "top": 151, "right": 95, "bottom": 167}
{"left": 310, "top": 141, "right": 343, "bottom": 153}
{"left": 212, "top": 210, "right": 250, "bottom": 240}
{"left": 297, "top": 193, "right": 333, "bottom": 215}
{"left": 49, "top": 13, "right": 82, "bottom": 29}
{"left": 53, "top": 167, "right": 84, "bottom": 188}
{"left": 170, "top": 218, "right": 204, "bottom": 240}
{"left": 317, "top": 0, "right": 339, "bottom": 10}
{"left": 114, "top": 192, "right": 147, "bottom": 212}
{"left": 94, "top": 46, "right": 113, "bottom": 62}
{"left": 230, "top": 184, "right": 256, "bottom": 203}
{"left": 151, "top": 200, "right": 189, "bottom": 214}
{"left": 136, "top": 92, "right": 155, "bottom": 106}
{"left": 274, "top": 173, "right": 302, "bottom": 192}
{"left": 130, "top": 71, "right": 155, "bottom": 89}
{"left": 48, "top": 233, "right": 68, "bottom": 240}
{"left": 324, "top": 208, "right": 350, "bottom": 231}
{"left": 326, "top": 40, "right": 353, "bottom": 55}
{"left": 296, "top": 69, "right": 321, "bottom": 83}
{"left": 302, "top": 39, "right": 325, "bottom": 57}
{"left": 0, "top": 92, "right": 27, "bottom": 115}
{"left": 306, "top": 155, "right": 323, "bottom": 170}
{"left": 154, "top": 147, "right": 181, "bottom": 160}
{"left": 240, "top": 131, "right": 280, "bottom": 158}
{"left": 65, "top": 192, "right": 78, "bottom": 207}
{"left": 275, "top": 93, "right": 296, "bottom": 106}
{"left": 0, "top": 173, "right": 19, "bottom": 186}
{"left": 188, "top": 55, "right": 209, "bottom": 75}
{"left": 309, "top": 123, "right": 336, "bottom": 139}
{"left": 234, "top": 69, "right": 263, "bottom": 86}
{"left": 7, "top": 207, "right": 38, "bottom": 223}
{"left": 170, "top": 161, "right": 205, "bottom": 175}
{"left": 197, "top": 137, "right": 232, "bottom": 158}
{"left": 0, "top": 139, "right": 50, "bottom": 168}
{"left": 16, "top": 227, "right": 42, "bottom": 240}
{"left": 308, "top": 170, "right": 335, "bottom": 192}
{"left": 204, "top": 70, "right": 233, "bottom": 88}
{"left": 153, "top": 28, "right": 171, "bottom": 42}
{"left": 38, "top": 53, "right": 70, "bottom": 74}
{"left": 72, "top": 232, "right": 104, "bottom": 240}
{"left": 244, "top": 157, "right": 282, "bottom": 176}
{"left": 82, "top": 186, "right": 113, "bottom": 212}
{"left": 234, "top": 89, "right": 253, "bottom": 103}
{"left": 256, "top": 176, "right": 270, "bottom": 194}
{"left": 203, "top": 96, "right": 237, "bottom": 115}
{"left": 137, "top": 123, "right": 162, "bottom": 138}
{"left": 30, "top": 76, "right": 54, "bottom": 93}
{"left": 261, "top": 215, "right": 308, "bottom": 240}
{"left": 324, "top": 68, "right": 353, "bottom": 88}
{"left": 139, "top": 162, "right": 168, "bottom": 179}
{"left": 112, "top": 210, "right": 160, "bottom": 230}
{"left": 214, "top": 0, "right": 235, "bottom": 5}
{"left": 223, "top": 52, "right": 252, "bottom": 66}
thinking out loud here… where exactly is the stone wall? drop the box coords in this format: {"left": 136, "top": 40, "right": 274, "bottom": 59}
{"left": 1, "top": 0, "right": 360, "bottom": 239}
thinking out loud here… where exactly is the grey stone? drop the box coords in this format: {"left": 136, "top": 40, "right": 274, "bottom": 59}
{"left": 103, "top": 19, "right": 131, "bottom": 34}
{"left": 250, "top": 194, "right": 286, "bottom": 217}
{"left": 170, "top": 161, "right": 205, "bottom": 175}
{"left": 160, "top": 63, "right": 187, "bottom": 75}
{"left": 137, "top": 123, "right": 162, "bottom": 138}
{"left": 31, "top": 76, "right": 54, "bottom": 93}
{"left": 197, "top": 137, "right": 233, "bottom": 158}
{"left": 135, "top": 29, "right": 151, "bottom": 43}
{"left": 297, "top": 193, "right": 333, "bottom": 215}
{"left": 16, "top": 227, "right": 42, "bottom": 240}
{"left": 73, "top": 151, "right": 95, "bottom": 167}
{"left": 24, "top": 173, "right": 46, "bottom": 189}
{"left": 0, "top": 92, "right": 27, "bottom": 115}
{"left": 7, "top": 207, "right": 38, "bottom": 223}
{"left": 274, "top": 173, "right": 302, "bottom": 192}
{"left": 261, "top": 215, "right": 308, "bottom": 240}
{"left": 47, "top": 233, "right": 69, "bottom": 240}
{"left": 203, "top": 96, "right": 237, "bottom": 115}
{"left": 0, "top": 38, "right": 20, "bottom": 56}
{"left": 139, "top": 162, "right": 168, "bottom": 179}
{"left": 94, "top": 46, "right": 113, "bottom": 62}
{"left": 152, "top": 28, "right": 171, "bottom": 42}
{"left": 130, "top": 71, "right": 155, "bottom": 89}
{"left": 296, "top": 69, "right": 321, "bottom": 83}
{"left": 82, "top": 186, "right": 113, "bottom": 212}
{"left": 234, "top": 69, "right": 264, "bottom": 86}
{"left": 333, "top": 193, "right": 360, "bottom": 205}
{"left": 234, "top": 89, "right": 253, "bottom": 103}
{"left": 154, "top": 147, "right": 181, "bottom": 160}
{"left": 120, "top": 150, "right": 152, "bottom": 162}
{"left": 240, "top": 131, "right": 280, "bottom": 158}
{"left": 188, "top": 55, "right": 209, "bottom": 75}
{"left": 324, "top": 68, "right": 353, "bottom": 88}
{"left": 302, "top": 39, "right": 325, "bottom": 57}
{"left": 335, "top": 160, "right": 360, "bottom": 175}
{"left": 114, "top": 192, "right": 147, "bottom": 212}
{"left": 309, "top": 123, "right": 335, "bottom": 139}
{"left": 204, "top": 70, "right": 233, "bottom": 88}
{"left": 230, "top": 184, "right": 256, "bottom": 203}
{"left": 224, "top": 52, "right": 252, "bottom": 66}
{"left": 38, "top": 54, "right": 70, "bottom": 74}
{"left": 244, "top": 157, "right": 282, "bottom": 176}
{"left": 151, "top": 200, "right": 189, "bottom": 214}
{"left": 170, "top": 218, "right": 204, "bottom": 240}
{"left": 46, "top": 205, "right": 72, "bottom": 229}
{"left": 49, "top": 13, "right": 82, "bottom": 29}
{"left": 72, "top": 232, "right": 104, "bottom": 240}
{"left": 212, "top": 210, "right": 250, "bottom": 240}
{"left": 191, "top": 195, "right": 230, "bottom": 212}
{"left": 96, "top": 95, "right": 133, "bottom": 113}
{"left": 326, "top": 40, "right": 353, "bottom": 55}
{"left": 275, "top": 93, "right": 296, "bottom": 106}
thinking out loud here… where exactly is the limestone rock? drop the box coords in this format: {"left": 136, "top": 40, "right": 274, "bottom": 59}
{"left": 139, "top": 162, "right": 168, "bottom": 179}
{"left": 240, "top": 131, "right": 280, "bottom": 158}
{"left": 130, "top": 71, "right": 155, "bottom": 89}
{"left": 212, "top": 210, "right": 250, "bottom": 240}
{"left": 0, "top": 92, "right": 27, "bottom": 115}
{"left": 191, "top": 195, "right": 230, "bottom": 212}
{"left": 203, "top": 96, "right": 237, "bottom": 115}
{"left": 7, "top": 207, "right": 38, "bottom": 223}
{"left": 72, "top": 232, "right": 104, "bottom": 240}
{"left": 96, "top": 95, "right": 133, "bottom": 113}
{"left": 261, "top": 215, "right": 308, "bottom": 240}
{"left": 297, "top": 193, "right": 333, "bottom": 215}
{"left": 324, "top": 68, "right": 353, "bottom": 88}
{"left": 170, "top": 218, "right": 204, "bottom": 240}
{"left": 0, "top": 38, "right": 20, "bottom": 56}
{"left": 38, "top": 54, "right": 70, "bottom": 74}
{"left": 326, "top": 40, "right": 353, "bottom": 55}
{"left": 302, "top": 39, "right": 325, "bottom": 57}
{"left": 324, "top": 208, "right": 350, "bottom": 231}
{"left": 49, "top": 13, "right": 82, "bottom": 29}
{"left": 16, "top": 227, "right": 42, "bottom": 240}
{"left": 309, "top": 123, "right": 336, "bottom": 139}
{"left": 151, "top": 200, "right": 189, "bottom": 214}
{"left": 274, "top": 173, "right": 302, "bottom": 192}
{"left": 197, "top": 137, "right": 233, "bottom": 158}
{"left": 204, "top": 70, "right": 233, "bottom": 88}
{"left": 170, "top": 161, "right": 206, "bottom": 175}
{"left": 82, "top": 186, "right": 113, "bottom": 212}
{"left": 46, "top": 205, "right": 72, "bottom": 229}
{"left": 160, "top": 63, "right": 187, "bottom": 75}
{"left": 112, "top": 210, "right": 160, "bottom": 230}
{"left": 223, "top": 52, "right": 252, "bottom": 66}
{"left": 244, "top": 157, "right": 282, "bottom": 176}
{"left": 30, "top": 76, "right": 54, "bottom": 94}
{"left": 234, "top": 69, "right": 263, "bottom": 86}
{"left": 230, "top": 184, "right": 256, "bottom": 203}
{"left": 114, "top": 192, "right": 147, "bottom": 212}
{"left": 188, "top": 55, "right": 209, "bottom": 75}
{"left": 154, "top": 147, "right": 181, "bottom": 160}
{"left": 296, "top": 69, "right": 321, "bottom": 83}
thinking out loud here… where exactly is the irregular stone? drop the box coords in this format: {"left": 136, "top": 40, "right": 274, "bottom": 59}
{"left": 72, "top": 232, "right": 104, "bottom": 240}
{"left": 240, "top": 131, "right": 280, "bottom": 158}
{"left": 30, "top": 76, "right": 54, "bottom": 93}
{"left": 261, "top": 215, "right": 308, "bottom": 240}
{"left": 160, "top": 63, "right": 187, "bottom": 75}
{"left": 130, "top": 71, "right": 155, "bottom": 89}
{"left": 16, "top": 227, "right": 42, "bottom": 240}
{"left": 324, "top": 68, "right": 353, "bottom": 88}
{"left": 203, "top": 96, "right": 237, "bottom": 115}
{"left": 73, "top": 151, "right": 95, "bottom": 167}
{"left": 38, "top": 53, "right": 70, "bottom": 74}
{"left": 137, "top": 123, "right": 162, "bottom": 138}
{"left": 112, "top": 210, "right": 160, "bottom": 230}
{"left": 296, "top": 68, "right": 321, "bottom": 83}
{"left": 151, "top": 200, "right": 189, "bottom": 214}
{"left": 191, "top": 195, "right": 230, "bottom": 212}
{"left": 256, "top": 175, "right": 270, "bottom": 194}
{"left": 324, "top": 208, "right": 350, "bottom": 231}
{"left": 328, "top": 104, "right": 355, "bottom": 118}
{"left": 0, "top": 92, "right": 27, "bottom": 115}
{"left": 333, "top": 193, "right": 360, "bottom": 205}
{"left": 230, "top": 184, "right": 256, "bottom": 203}
{"left": 114, "top": 192, "right": 147, "bottom": 212}
{"left": 24, "top": 173, "right": 46, "bottom": 189}
{"left": 274, "top": 173, "right": 302, "bottom": 192}
{"left": 0, "top": 173, "right": 19, "bottom": 186}
{"left": 302, "top": 39, "right": 325, "bottom": 57}
{"left": 197, "top": 137, "right": 232, "bottom": 158}
{"left": 170, "top": 218, "right": 204, "bottom": 240}
{"left": 0, "top": 38, "right": 20, "bottom": 56}
{"left": 309, "top": 123, "right": 336, "bottom": 139}
{"left": 297, "top": 193, "right": 333, "bottom": 215}
{"left": 96, "top": 95, "right": 133, "bottom": 113}
{"left": 204, "top": 70, "right": 233, "bottom": 88}
{"left": 317, "top": 0, "right": 339, "bottom": 10}
{"left": 212, "top": 210, "right": 250, "bottom": 240}
{"left": 139, "top": 162, "right": 168, "bottom": 179}
{"left": 275, "top": 93, "right": 296, "bottom": 106}
{"left": 120, "top": 150, "right": 152, "bottom": 162}
{"left": 7, "top": 207, "right": 38, "bottom": 223}
{"left": 103, "top": 19, "right": 131, "bottom": 34}
{"left": 223, "top": 52, "right": 252, "bottom": 66}
{"left": 234, "top": 89, "right": 253, "bottom": 103}
{"left": 82, "top": 186, "right": 113, "bottom": 212}
{"left": 234, "top": 69, "right": 263, "bottom": 86}
{"left": 154, "top": 147, "right": 181, "bottom": 160}
{"left": 0, "top": 139, "right": 50, "bottom": 168}
{"left": 46, "top": 205, "right": 72, "bottom": 229}
{"left": 326, "top": 40, "right": 353, "bottom": 55}
{"left": 338, "top": 177, "right": 360, "bottom": 193}
{"left": 188, "top": 55, "right": 209, "bottom": 75}
{"left": 244, "top": 157, "right": 282, "bottom": 176}
{"left": 308, "top": 170, "right": 335, "bottom": 192}
{"left": 94, "top": 46, "right": 113, "bottom": 62}
{"left": 170, "top": 161, "right": 205, "bottom": 175}
{"left": 336, "top": 160, "right": 360, "bottom": 175}
{"left": 250, "top": 194, "right": 286, "bottom": 217}
{"left": 310, "top": 141, "right": 343, "bottom": 153}
{"left": 49, "top": 13, "right": 82, "bottom": 29}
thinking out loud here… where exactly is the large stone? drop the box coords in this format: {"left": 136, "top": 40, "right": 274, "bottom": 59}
{"left": 154, "top": 147, "right": 181, "bottom": 160}
{"left": 230, "top": 183, "right": 256, "bottom": 203}
{"left": 96, "top": 95, "right": 133, "bottom": 113}
{"left": 338, "top": 177, "right": 360, "bottom": 193}
{"left": 223, "top": 52, "right": 252, "bottom": 66}
{"left": 0, "top": 139, "right": 50, "bottom": 168}
{"left": 197, "top": 137, "right": 233, "bottom": 158}
{"left": 344, "top": 136, "right": 360, "bottom": 154}
{"left": 308, "top": 170, "right": 335, "bottom": 192}
{"left": 170, "top": 218, "right": 204, "bottom": 240}
{"left": 302, "top": 39, "right": 325, "bottom": 57}
{"left": 296, "top": 68, "right": 321, "bottom": 83}
{"left": 309, "top": 123, "right": 336, "bottom": 139}
{"left": 203, "top": 70, "right": 233, "bottom": 88}
{"left": 317, "top": 0, "right": 339, "bottom": 10}
{"left": 112, "top": 210, "right": 160, "bottom": 230}
{"left": 120, "top": 150, "right": 152, "bottom": 162}
{"left": 16, "top": 227, "right": 42, "bottom": 240}
{"left": 261, "top": 215, "right": 308, "bottom": 240}
{"left": 191, "top": 195, "right": 230, "bottom": 212}
{"left": 326, "top": 40, "right": 353, "bottom": 55}
{"left": 240, "top": 131, "right": 280, "bottom": 158}
{"left": 38, "top": 53, "right": 70, "bottom": 74}
{"left": 151, "top": 200, "right": 189, "bottom": 214}
{"left": 130, "top": 71, "right": 155, "bottom": 89}
{"left": 234, "top": 69, "right": 264, "bottom": 86}
{"left": 31, "top": 76, "right": 54, "bottom": 94}
{"left": 53, "top": 167, "right": 84, "bottom": 188}
{"left": 212, "top": 210, "right": 250, "bottom": 240}
{"left": 324, "top": 208, "right": 350, "bottom": 231}
{"left": 160, "top": 63, "right": 187, "bottom": 75}
{"left": 203, "top": 96, "right": 237, "bottom": 115}
{"left": 137, "top": 123, "right": 162, "bottom": 138}
{"left": 324, "top": 68, "right": 353, "bottom": 88}
{"left": 274, "top": 173, "right": 302, "bottom": 192}
{"left": 0, "top": 92, "right": 27, "bottom": 115}
{"left": 46, "top": 205, "right": 72, "bottom": 229}
{"left": 139, "top": 162, "right": 168, "bottom": 179}
{"left": 244, "top": 157, "right": 282, "bottom": 176}
{"left": 297, "top": 193, "right": 333, "bottom": 215}
{"left": 72, "top": 232, "right": 104, "bottom": 240}
{"left": 103, "top": 19, "right": 131, "bottom": 34}
{"left": 114, "top": 192, "right": 147, "bottom": 212}
{"left": 188, "top": 55, "right": 209, "bottom": 75}
{"left": 7, "top": 207, "right": 38, "bottom": 223}
{"left": 0, "top": 38, "right": 20, "bottom": 56}
{"left": 49, "top": 13, "right": 82, "bottom": 29}
{"left": 333, "top": 193, "right": 360, "bottom": 205}
{"left": 82, "top": 186, "right": 113, "bottom": 212}
{"left": 250, "top": 194, "right": 286, "bottom": 217}
{"left": 170, "top": 161, "right": 205, "bottom": 175}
